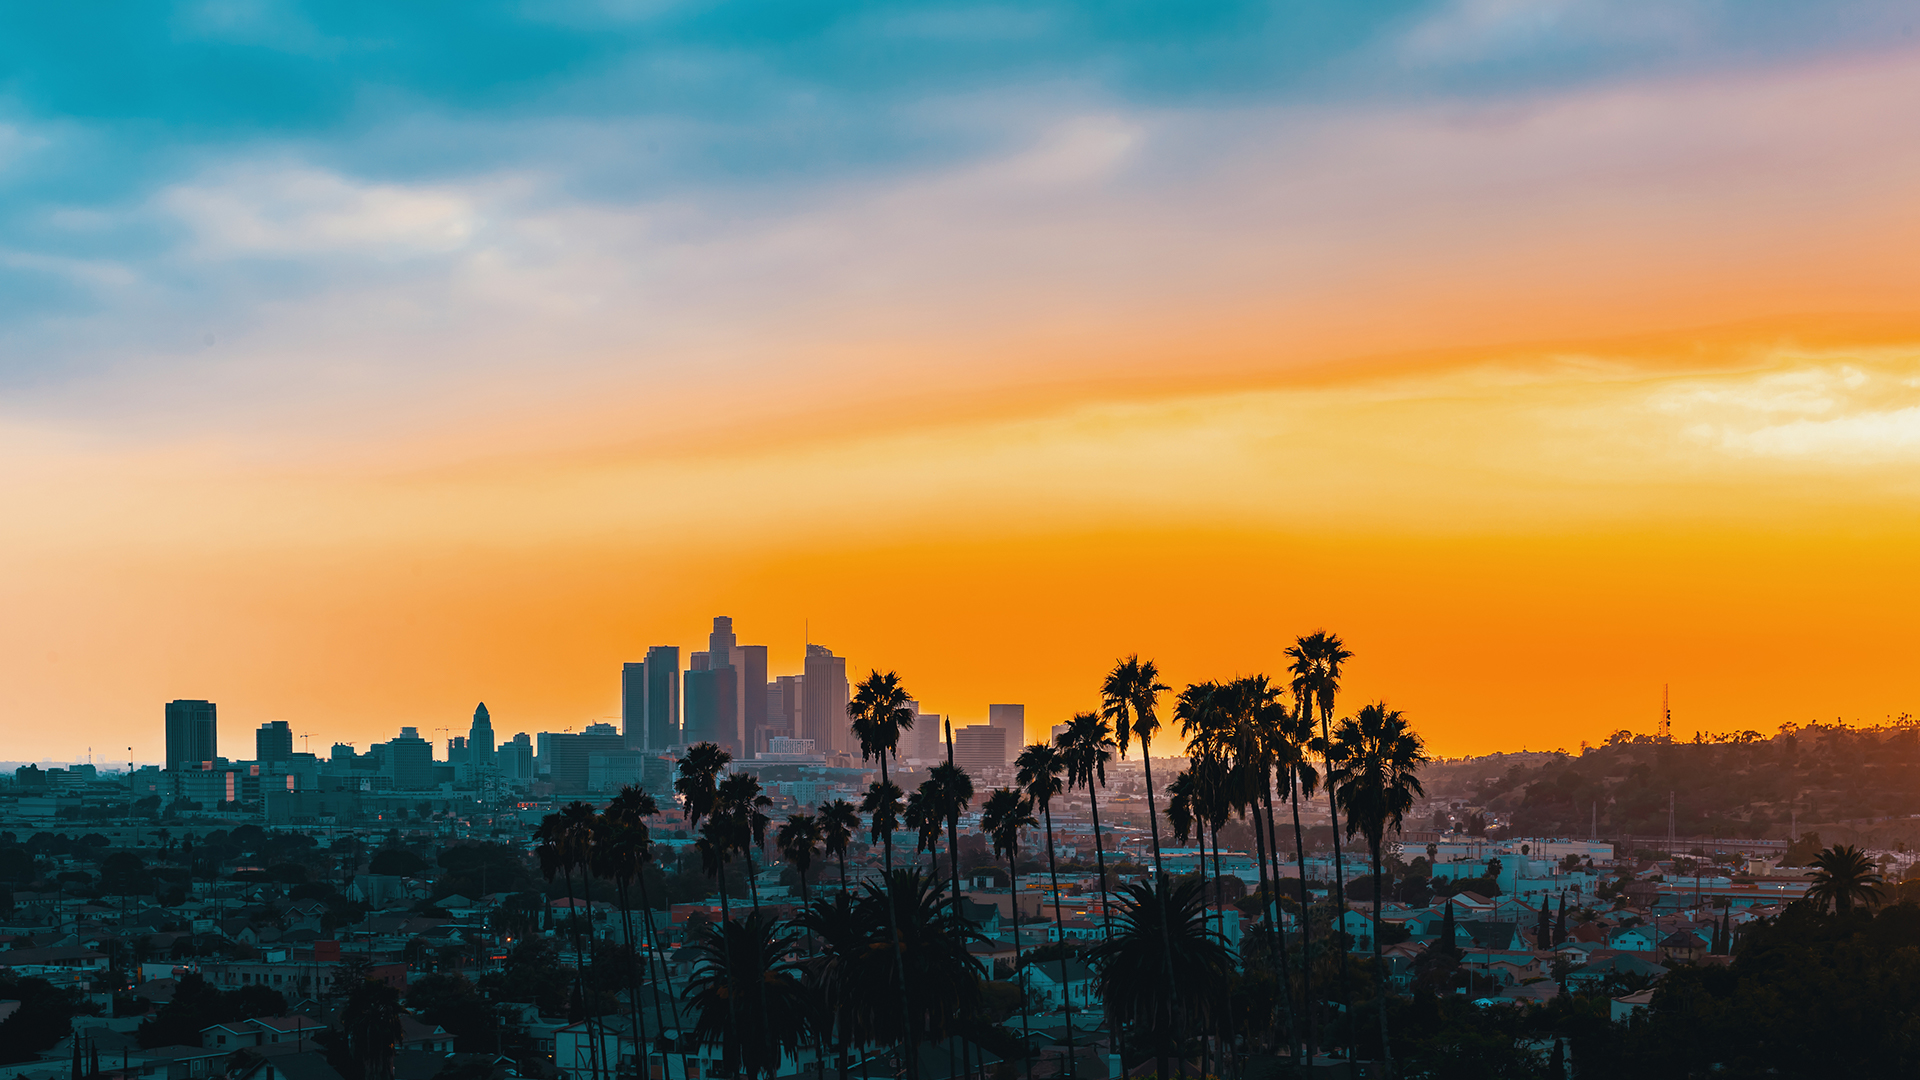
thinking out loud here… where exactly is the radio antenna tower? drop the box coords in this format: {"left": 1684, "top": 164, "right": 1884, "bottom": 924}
{"left": 1660, "top": 684, "right": 1672, "bottom": 743}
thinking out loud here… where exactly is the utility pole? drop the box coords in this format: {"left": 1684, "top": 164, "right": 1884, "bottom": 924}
{"left": 1660, "top": 685, "right": 1672, "bottom": 743}
{"left": 1669, "top": 791, "right": 1676, "bottom": 855}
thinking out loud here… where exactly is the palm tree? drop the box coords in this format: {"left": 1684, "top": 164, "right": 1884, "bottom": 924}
{"left": 849, "top": 671, "right": 916, "bottom": 873}
{"left": 1291, "top": 631, "right": 1356, "bottom": 1020}
{"left": 597, "top": 787, "right": 676, "bottom": 1080}
{"left": 676, "top": 742, "right": 733, "bottom": 832}
{"left": 905, "top": 785, "right": 943, "bottom": 875}
{"left": 716, "top": 772, "right": 773, "bottom": 911}
{"left": 777, "top": 813, "right": 823, "bottom": 916}
{"left": 928, "top": 744, "right": 978, "bottom": 1080}
{"left": 1278, "top": 655, "right": 1324, "bottom": 1058}
{"left": 537, "top": 802, "right": 606, "bottom": 1080}
{"left": 1088, "top": 877, "right": 1234, "bottom": 1080}
{"left": 1330, "top": 702, "right": 1428, "bottom": 1079}
{"left": 848, "top": 670, "right": 917, "bottom": 1080}
{"left": 1807, "top": 844, "right": 1885, "bottom": 914}
{"left": 1016, "top": 741, "right": 1078, "bottom": 1079}
{"left": 981, "top": 787, "right": 1039, "bottom": 1080}
{"left": 1056, "top": 712, "right": 1116, "bottom": 940}
{"left": 842, "top": 871, "right": 990, "bottom": 1068}
{"left": 684, "top": 912, "right": 813, "bottom": 1080}
{"left": 820, "top": 799, "right": 861, "bottom": 897}
{"left": 1102, "top": 656, "right": 1172, "bottom": 882}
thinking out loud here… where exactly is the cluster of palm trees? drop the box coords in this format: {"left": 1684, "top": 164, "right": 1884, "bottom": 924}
{"left": 531, "top": 633, "right": 1432, "bottom": 1080}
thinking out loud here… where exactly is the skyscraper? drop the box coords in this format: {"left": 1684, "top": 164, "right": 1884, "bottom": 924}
{"left": 387, "top": 727, "right": 435, "bottom": 790}
{"left": 683, "top": 652, "right": 741, "bottom": 756}
{"left": 255, "top": 720, "right": 293, "bottom": 765}
{"left": 624, "top": 647, "right": 684, "bottom": 751}
{"left": 738, "top": 644, "right": 769, "bottom": 753}
{"left": 802, "top": 644, "right": 850, "bottom": 756}
{"left": 165, "top": 700, "right": 218, "bottom": 771}
{"left": 469, "top": 703, "right": 495, "bottom": 765}
{"left": 989, "top": 704, "right": 1026, "bottom": 750}
{"left": 548, "top": 722, "right": 625, "bottom": 794}
{"left": 953, "top": 723, "right": 1009, "bottom": 770}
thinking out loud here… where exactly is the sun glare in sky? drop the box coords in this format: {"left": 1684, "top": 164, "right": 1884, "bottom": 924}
{"left": 2, "top": 3, "right": 1917, "bottom": 760}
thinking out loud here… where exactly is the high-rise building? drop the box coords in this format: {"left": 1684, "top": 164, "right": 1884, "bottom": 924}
{"left": 953, "top": 724, "right": 1009, "bottom": 771}
{"left": 802, "top": 644, "right": 850, "bottom": 756}
{"left": 683, "top": 659, "right": 741, "bottom": 756}
{"left": 738, "top": 644, "right": 769, "bottom": 753}
{"left": 989, "top": 704, "right": 1026, "bottom": 752}
{"left": 501, "top": 733, "right": 535, "bottom": 783}
{"left": 548, "top": 723, "right": 626, "bottom": 794}
{"left": 165, "top": 700, "right": 218, "bottom": 772}
{"left": 469, "top": 703, "right": 495, "bottom": 765}
{"left": 255, "top": 720, "right": 293, "bottom": 765}
{"left": 624, "top": 647, "right": 685, "bottom": 751}
{"left": 769, "top": 675, "right": 804, "bottom": 745}
{"left": 387, "top": 726, "right": 435, "bottom": 790}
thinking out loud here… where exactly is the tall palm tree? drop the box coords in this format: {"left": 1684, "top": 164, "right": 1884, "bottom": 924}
{"left": 676, "top": 742, "right": 732, "bottom": 832}
{"left": 1292, "top": 631, "right": 1356, "bottom": 1020}
{"left": 840, "top": 871, "right": 990, "bottom": 1071}
{"left": 716, "top": 772, "right": 773, "bottom": 911}
{"left": 925, "top": 758, "right": 975, "bottom": 907}
{"left": 1277, "top": 657, "right": 1324, "bottom": 1059}
{"left": 849, "top": 671, "right": 916, "bottom": 873}
{"left": 1056, "top": 712, "right": 1116, "bottom": 940}
{"left": 820, "top": 799, "right": 861, "bottom": 898}
{"left": 1226, "top": 675, "right": 1299, "bottom": 1057}
{"left": 848, "top": 669, "right": 917, "bottom": 1080}
{"left": 1016, "top": 741, "right": 1078, "bottom": 1079}
{"left": 1807, "top": 844, "right": 1885, "bottom": 914}
{"left": 905, "top": 785, "right": 943, "bottom": 875}
{"left": 1102, "top": 656, "right": 1172, "bottom": 882}
{"left": 597, "top": 787, "right": 675, "bottom": 1080}
{"left": 777, "top": 812, "right": 823, "bottom": 915}
{"left": 1102, "top": 656, "right": 1175, "bottom": 1074}
{"left": 684, "top": 912, "right": 813, "bottom": 1080}
{"left": 1088, "top": 877, "right": 1234, "bottom": 1080}
{"left": 536, "top": 803, "right": 605, "bottom": 1080}
{"left": 1330, "top": 702, "right": 1428, "bottom": 1080}
{"left": 981, "top": 787, "right": 1039, "bottom": 1080}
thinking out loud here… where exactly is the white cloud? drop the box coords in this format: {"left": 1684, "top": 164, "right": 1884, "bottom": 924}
{"left": 159, "top": 165, "right": 482, "bottom": 258}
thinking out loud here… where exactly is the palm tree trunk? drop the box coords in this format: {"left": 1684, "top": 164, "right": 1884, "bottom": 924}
{"left": 1009, "top": 855, "right": 1032, "bottom": 1080}
{"left": 562, "top": 862, "right": 604, "bottom": 1080}
{"left": 1256, "top": 778, "right": 1298, "bottom": 1061}
{"left": 745, "top": 847, "right": 760, "bottom": 913}
{"left": 616, "top": 874, "right": 651, "bottom": 1080}
{"left": 1321, "top": 711, "right": 1353, "bottom": 1037}
{"left": 1087, "top": 781, "right": 1113, "bottom": 944}
{"left": 875, "top": 757, "right": 919, "bottom": 1080}
{"left": 633, "top": 869, "right": 687, "bottom": 1080}
{"left": 1138, "top": 735, "right": 1178, "bottom": 1073}
{"left": 1042, "top": 807, "right": 1075, "bottom": 1080}
{"left": 1372, "top": 839, "right": 1391, "bottom": 1080}
{"left": 1289, "top": 767, "right": 1314, "bottom": 1063}
{"left": 1208, "top": 817, "right": 1237, "bottom": 1079}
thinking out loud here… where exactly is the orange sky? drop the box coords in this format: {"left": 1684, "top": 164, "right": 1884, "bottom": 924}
{"left": 4, "top": 29, "right": 1920, "bottom": 763}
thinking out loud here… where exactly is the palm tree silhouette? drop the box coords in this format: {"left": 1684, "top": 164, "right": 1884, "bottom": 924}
{"left": 1292, "top": 630, "right": 1356, "bottom": 1028}
{"left": 819, "top": 799, "right": 860, "bottom": 898}
{"left": 1088, "top": 876, "right": 1233, "bottom": 1080}
{"left": 925, "top": 751, "right": 977, "bottom": 1080}
{"left": 597, "top": 786, "right": 679, "bottom": 1080}
{"left": 848, "top": 669, "right": 918, "bottom": 1080}
{"left": 1329, "top": 702, "right": 1428, "bottom": 1079}
{"left": 1102, "top": 656, "right": 1172, "bottom": 881}
{"left": 776, "top": 812, "right": 823, "bottom": 919}
{"left": 1016, "top": 740, "right": 1079, "bottom": 1079}
{"left": 1807, "top": 844, "right": 1885, "bottom": 914}
{"left": 981, "top": 786, "right": 1039, "bottom": 1080}
{"left": 1278, "top": 655, "right": 1324, "bottom": 1060}
{"left": 676, "top": 742, "right": 732, "bottom": 833}
{"left": 905, "top": 784, "right": 943, "bottom": 875}
{"left": 536, "top": 802, "right": 605, "bottom": 1080}
{"left": 685, "top": 912, "right": 811, "bottom": 1080}
{"left": 850, "top": 670, "right": 917, "bottom": 874}
{"left": 1056, "top": 712, "right": 1116, "bottom": 941}
{"left": 716, "top": 772, "right": 773, "bottom": 912}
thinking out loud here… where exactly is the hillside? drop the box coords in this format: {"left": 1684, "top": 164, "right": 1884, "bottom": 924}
{"left": 1427, "top": 724, "right": 1920, "bottom": 843}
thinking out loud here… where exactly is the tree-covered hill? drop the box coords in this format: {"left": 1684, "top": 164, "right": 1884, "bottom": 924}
{"left": 1441, "top": 724, "right": 1920, "bottom": 841}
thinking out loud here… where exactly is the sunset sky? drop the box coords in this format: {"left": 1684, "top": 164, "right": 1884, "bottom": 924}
{"left": 4, "top": 2, "right": 1919, "bottom": 764}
